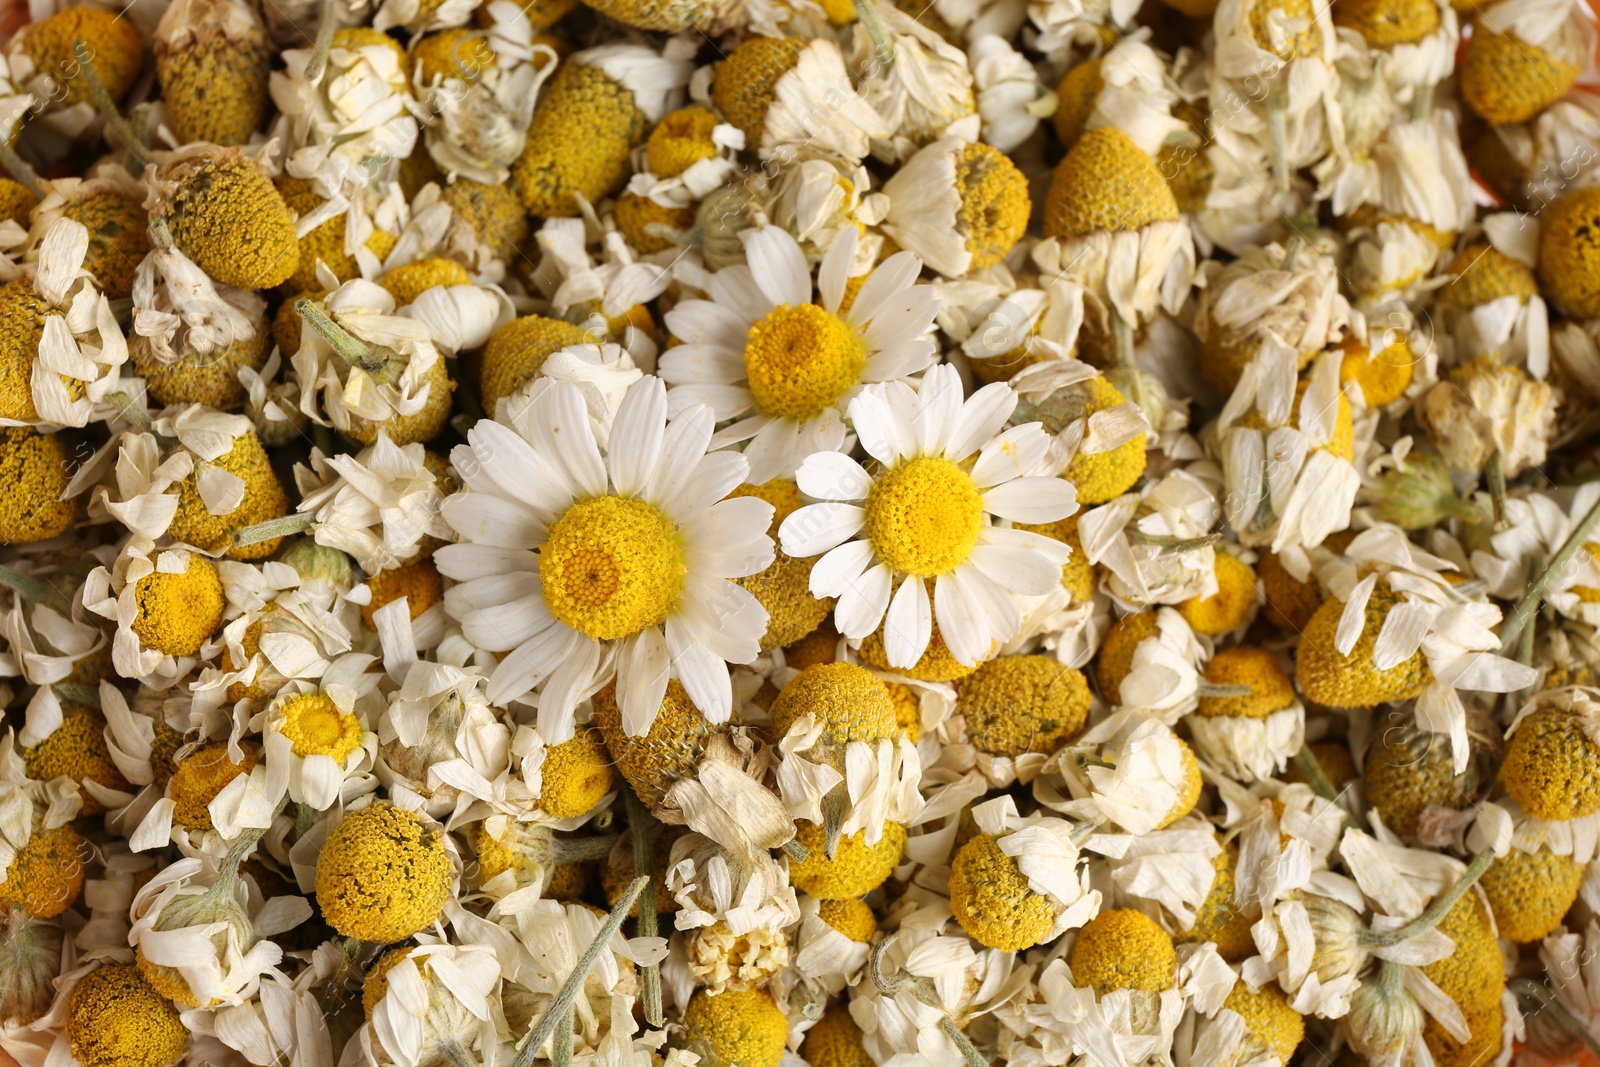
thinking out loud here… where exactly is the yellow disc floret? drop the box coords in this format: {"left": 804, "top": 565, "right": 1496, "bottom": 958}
{"left": 1461, "top": 29, "right": 1579, "bottom": 126}
{"left": 1181, "top": 840, "right": 1257, "bottom": 959}
{"left": 949, "top": 832, "right": 1057, "bottom": 952}
{"left": 1045, "top": 127, "right": 1179, "bottom": 239}
{"left": 479, "top": 314, "right": 593, "bottom": 411}
{"left": 276, "top": 693, "right": 362, "bottom": 762}
{"left": 954, "top": 655, "right": 1090, "bottom": 758}
{"left": 1224, "top": 981, "right": 1305, "bottom": 1066}
{"left": 134, "top": 327, "right": 269, "bottom": 410}
{"left": 856, "top": 614, "right": 978, "bottom": 681}
{"left": 132, "top": 554, "right": 226, "bottom": 657}
{"left": 538, "top": 728, "right": 614, "bottom": 819}
{"left": 590, "top": 679, "right": 716, "bottom": 807}
{"left": 1063, "top": 377, "right": 1148, "bottom": 505}
{"left": 1069, "top": 908, "right": 1177, "bottom": 995}
{"left": 167, "top": 431, "right": 290, "bottom": 560}
{"left": 67, "top": 191, "right": 150, "bottom": 301}
{"left": 1198, "top": 647, "right": 1296, "bottom": 718}
{"left": 1179, "top": 553, "right": 1257, "bottom": 635}
{"left": 1259, "top": 547, "right": 1327, "bottom": 632}
{"left": 885, "top": 681, "right": 922, "bottom": 741}
{"left": 21, "top": 8, "right": 143, "bottom": 107}
{"left": 865, "top": 459, "right": 984, "bottom": 577}
{"left": 743, "top": 303, "right": 867, "bottom": 421}
{"left": 0, "top": 281, "right": 59, "bottom": 421}
{"left": 684, "top": 988, "right": 788, "bottom": 1067}
{"left": 1295, "top": 588, "right": 1432, "bottom": 708}
{"left": 1421, "top": 891, "right": 1506, "bottom": 1067}
{"left": 165, "top": 150, "right": 300, "bottom": 290}
{"left": 1053, "top": 58, "right": 1103, "bottom": 148}
{"left": 0, "top": 428, "right": 75, "bottom": 542}
{"left": 0, "top": 179, "right": 35, "bottom": 229}
{"left": 817, "top": 897, "right": 876, "bottom": 942}
{"left": 1339, "top": 337, "right": 1415, "bottom": 407}
{"left": 540, "top": 495, "right": 686, "bottom": 641}
{"left": 1439, "top": 242, "right": 1539, "bottom": 310}
{"left": 361, "top": 946, "right": 413, "bottom": 1019}
{"left": 1364, "top": 727, "right": 1478, "bottom": 839}
{"left": 647, "top": 106, "right": 721, "bottom": 178}
{"left": 788, "top": 821, "right": 904, "bottom": 899}
{"left": 771, "top": 662, "right": 896, "bottom": 742}
{"left": 710, "top": 36, "right": 810, "bottom": 147}
{"left": 615, "top": 191, "right": 694, "bottom": 255}
{"left": 1096, "top": 611, "right": 1160, "bottom": 705}
{"left": 411, "top": 28, "right": 496, "bottom": 85}
{"left": 21, "top": 705, "right": 130, "bottom": 817}
{"left": 1477, "top": 847, "right": 1585, "bottom": 943}
{"left": 439, "top": 178, "right": 528, "bottom": 263}
{"left": 1501, "top": 707, "right": 1600, "bottom": 821}
{"left": 169, "top": 742, "right": 258, "bottom": 832}
{"left": 0, "top": 824, "right": 85, "bottom": 919}
{"left": 154, "top": 0, "right": 273, "bottom": 147}
{"left": 314, "top": 802, "right": 452, "bottom": 943}
{"left": 512, "top": 59, "right": 648, "bottom": 218}
{"left": 731, "top": 479, "right": 832, "bottom": 650}
{"left": 379, "top": 257, "right": 472, "bottom": 306}
{"left": 801, "top": 1005, "right": 874, "bottom": 1067}
{"left": 956, "top": 143, "right": 1030, "bottom": 272}
{"left": 1332, "top": 0, "right": 1439, "bottom": 47}
{"left": 359, "top": 557, "right": 444, "bottom": 628}
{"left": 65, "top": 964, "right": 187, "bottom": 1067}
{"left": 1539, "top": 188, "right": 1600, "bottom": 318}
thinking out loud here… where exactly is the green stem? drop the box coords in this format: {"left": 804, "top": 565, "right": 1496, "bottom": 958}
{"left": 305, "top": 0, "right": 342, "bottom": 84}
{"left": 548, "top": 833, "right": 619, "bottom": 865}
{"left": 1486, "top": 451, "right": 1509, "bottom": 534}
{"left": 1361, "top": 851, "right": 1494, "bottom": 949}
{"left": 147, "top": 218, "right": 174, "bottom": 252}
{"left": 1512, "top": 978, "right": 1600, "bottom": 1061}
{"left": 624, "top": 787, "right": 663, "bottom": 1029}
{"left": 1112, "top": 315, "right": 1135, "bottom": 370}
{"left": 0, "top": 566, "right": 71, "bottom": 612}
{"left": 72, "top": 41, "right": 151, "bottom": 173}
{"left": 511, "top": 875, "right": 647, "bottom": 1067}
{"left": 1075, "top": 753, "right": 1115, "bottom": 770}
{"left": 1196, "top": 682, "right": 1253, "bottom": 698}
{"left": 1499, "top": 493, "right": 1600, "bottom": 654}
{"left": 552, "top": 1005, "right": 573, "bottom": 1067}
{"left": 941, "top": 1017, "right": 990, "bottom": 1067}
{"left": 108, "top": 391, "right": 155, "bottom": 435}
{"left": 295, "top": 298, "right": 387, "bottom": 373}
{"left": 853, "top": 0, "right": 894, "bottom": 67}
{"left": 233, "top": 512, "right": 316, "bottom": 548}
{"left": 0, "top": 139, "right": 42, "bottom": 200}
{"left": 1293, "top": 744, "right": 1358, "bottom": 829}
{"left": 782, "top": 837, "right": 810, "bottom": 863}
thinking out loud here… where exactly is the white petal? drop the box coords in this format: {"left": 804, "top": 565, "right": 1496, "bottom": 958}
{"left": 781, "top": 502, "right": 865, "bottom": 557}
{"left": 884, "top": 577, "right": 932, "bottom": 669}
{"left": 609, "top": 377, "right": 667, "bottom": 496}
{"left": 745, "top": 226, "right": 812, "bottom": 308}
{"left": 833, "top": 562, "right": 893, "bottom": 638}
{"left": 795, "top": 451, "right": 872, "bottom": 502}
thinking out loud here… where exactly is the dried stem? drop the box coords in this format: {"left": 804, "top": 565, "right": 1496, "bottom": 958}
{"left": 1499, "top": 493, "right": 1600, "bottom": 654}
{"left": 624, "top": 787, "right": 663, "bottom": 1029}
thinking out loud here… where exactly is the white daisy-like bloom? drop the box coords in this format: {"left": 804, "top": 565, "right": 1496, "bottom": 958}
{"left": 436, "top": 375, "right": 774, "bottom": 740}
{"left": 968, "top": 35, "right": 1053, "bottom": 153}
{"left": 849, "top": 892, "right": 1018, "bottom": 1067}
{"left": 360, "top": 940, "right": 504, "bottom": 1067}
{"left": 131, "top": 228, "right": 265, "bottom": 368}
{"left": 750, "top": 158, "right": 885, "bottom": 271}
{"left": 1315, "top": 525, "right": 1538, "bottom": 771}
{"left": 1049, "top": 709, "right": 1198, "bottom": 834}
{"left": 844, "top": 4, "right": 980, "bottom": 163}
{"left": 291, "top": 280, "right": 449, "bottom": 441}
{"left": 528, "top": 215, "right": 670, "bottom": 353}
{"left": 293, "top": 433, "right": 453, "bottom": 576}
{"left": 1436, "top": 214, "right": 1550, "bottom": 377}
{"left": 661, "top": 225, "right": 939, "bottom": 484}
{"left": 253, "top": 657, "right": 381, "bottom": 812}
{"left": 270, "top": 29, "right": 427, "bottom": 191}
{"left": 1215, "top": 346, "right": 1362, "bottom": 554}
{"left": 1078, "top": 470, "right": 1222, "bottom": 610}
{"left": 127, "top": 849, "right": 312, "bottom": 1011}
{"left": 780, "top": 364, "right": 1076, "bottom": 668}
{"left": 0, "top": 216, "right": 127, "bottom": 429}
{"left": 412, "top": 5, "right": 558, "bottom": 184}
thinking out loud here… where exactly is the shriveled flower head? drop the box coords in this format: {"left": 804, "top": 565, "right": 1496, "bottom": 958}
{"left": 661, "top": 226, "right": 938, "bottom": 485}
{"left": 710, "top": 36, "right": 889, "bottom": 165}
{"left": 880, "top": 138, "right": 1031, "bottom": 280}
{"left": 948, "top": 796, "right": 1099, "bottom": 952}
{"left": 437, "top": 375, "right": 775, "bottom": 740}
{"left": 293, "top": 432, "right": 455, "bottom": 575}
{"left": 780, "top": 363, "right": 1078, "bottom": 670}
{"left": 1418, "top": 355, "right": 1559, "bottom": 479}
{"left": 361, "top": 941, "right": 502, "bottom": 1067}
{"left": 843, "top": 4, "right": 979, "bottom": 162}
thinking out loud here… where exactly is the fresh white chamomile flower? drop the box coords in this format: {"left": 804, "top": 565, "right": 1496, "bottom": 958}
{"left": 436, "top": 375, "right": 774, "bottom": 739}
{"left": 292, "top": 433, "right": 454, "bottom": 576}
{"left": 661, "top": 225, "right": 938, "bottom": 484}
{"left": 253, "top": 658, "right": 382, "bottom": 811}
{"left": 781, "top": 363, "right": 1077, "bottom": 669}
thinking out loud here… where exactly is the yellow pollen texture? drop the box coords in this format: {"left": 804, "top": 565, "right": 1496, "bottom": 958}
{"left": 278, "top": 693, "right": 362, "bottom": 761}
{"left": 864, "top": 458, "right": 984, "bottom": 577}
{"left": 742, "top": 303, "right": 868, "bottom": 421}
{"left": 540, "top": 495, "right": 687, "bottom": 641}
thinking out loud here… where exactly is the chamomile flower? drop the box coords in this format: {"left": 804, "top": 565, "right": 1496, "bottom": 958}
{"left": 292, "top": 433, "right": 455, "bottom": 575}
{"left": 780, "top": 364, "right": 1077, "bottom": 668}
{"left": 84, "top": 545, "right": 228, "bottom": 690}
{"left": 256, "top": 661, "right": 381, "bottom": 811}
{"left": 661, "top": 226, "right": 938, "bottom": 484}
{"left": 437, "top": 375, "right": 775, "bottom": 739}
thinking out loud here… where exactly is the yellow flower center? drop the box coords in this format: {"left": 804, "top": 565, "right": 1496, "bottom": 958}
{"left": 864, "top": 458, "right": 984, "bottom": 577}
{"left": 541, "top": 495, "right": 687, "bottom": 641}
{"left": 742, "top": 303, "right": 868, "bottom": 421}
{"left": 278, "top": 694, "right": 362, "bottom": 762}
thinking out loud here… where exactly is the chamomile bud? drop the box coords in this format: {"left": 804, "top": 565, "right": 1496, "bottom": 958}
{"left": 168, "top": 742, "right": 257, "bottom": 833}
{"left": 0, "top": 908, "right": 66, "bottom": 1023}
{"left": 439, "top": 178, "right": 528, "bottom": 264}
{"left": 949, "top": 832, "right": 1059, "bottom": 952}
{"left": 880, "top": 138, "right": 1030, "bottom": 279}
{"left": 1420, "top": 892, "right": 1506, "bottom": 1067}
{"left": 154, "top": 0, "right": 273, "bottom": 146}
{"left": 378, "top": 258, "right": 471, "bottom": 307}
{"left": 512, "top": 45, "right": 689, "bottom": 218}
{"left": 0, "top": 428, "right": 75, "bottom": 544}
{"left": 65, "top": 964, "right": 187, "bottom": 1067}
{"left": 1179, "top": 839, "right": 1258, "bottom": 959}
{"left": 1177, "top": 552, "right": 1258, "bottom": 635}
{"left": 1332, "top": 0, "right": 1438, "bottom": 45}
{"left": 1258, "top": 550, "right": 1325, "bottom": 633}
{"left": 1224, "top": 981, "right": 1306, "bottom": 1066}
{"left": 150, "top": 147, "right": 301, "bottom": 291}
{"left": 1339, "top": 335, "right": 1416, "bottom": 408}
{"left": 314, "top": 802, "right": 453, "bottom": 943}
{"left": 1190, "top": 646, "right": 1303, "bottom": 782}
{"left": 1370, "top": 452, "right": 1484, "bottom": 530}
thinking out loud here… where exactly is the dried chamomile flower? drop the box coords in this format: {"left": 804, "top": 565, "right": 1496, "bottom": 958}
{"left": 711, "top": 36, "right": 889, "bottom": 166}
{"left": 881, "top": 138, "right": 1029, "bottom": 281}
{"left": 1460, "top": 0, "right": 1591, "bottom": 125}
{"left": 146, "top": 144, "right": 301, "bottom": 292}
{"left": 1418, "top": 354, "right": 1558, "bottom": 478}
{"left": 668, "top": 833, "right": 799, "bottom": 992}
{"left": 153, "top": 0, "right": 273, "bottom": 147}
{"left": 62, "top": 963, "right": 188, "bottom": 1067}
{"left": 84, "top": 545, "right": 227, "bottom": 689}
{"left": 315, "top": 801, "right": 454, "bottom": 942}
{"left": 293, "top": 432, "right": 454, "bottom": 574}
{"left": 949, "top": 796, "right": 1099, "bottom": 951}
